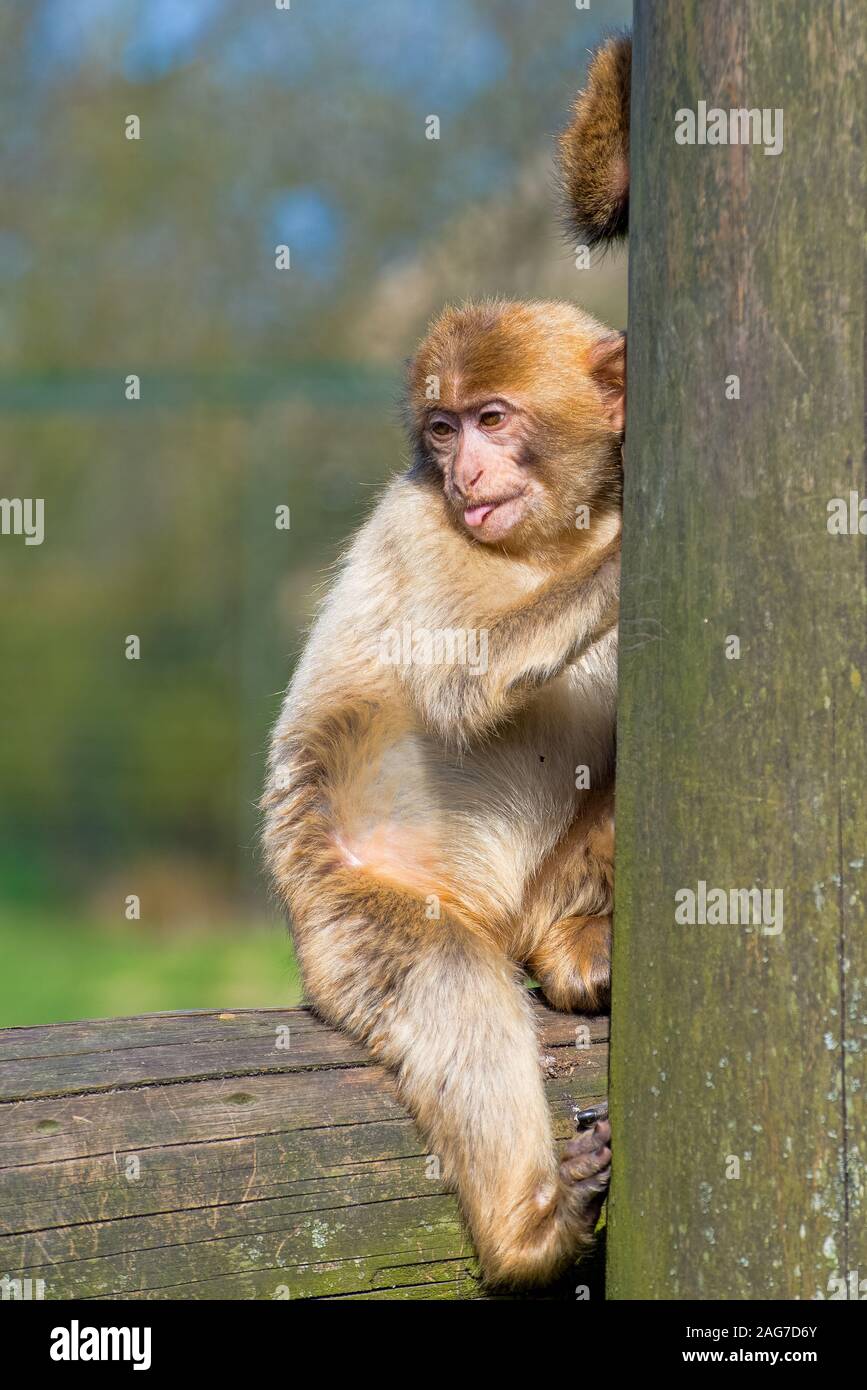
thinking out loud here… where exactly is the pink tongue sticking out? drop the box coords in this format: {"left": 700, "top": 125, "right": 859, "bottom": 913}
{"left": 464, "top": 503, "right": 494, "bottom": 527}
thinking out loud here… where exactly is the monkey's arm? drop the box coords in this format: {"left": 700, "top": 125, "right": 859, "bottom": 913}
{"left": 559, "top": 33, "right": 631, "bottom": 248}
{"left": 400, "top": 540, "right": 620, "bottom": 747}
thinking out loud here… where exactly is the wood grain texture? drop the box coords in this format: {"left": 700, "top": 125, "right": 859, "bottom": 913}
{"left": 0, "top": 1000, "right": 607, "bottom": 1300}
{"left": 610, "top": 0, "right": 866, "bottom": 1299}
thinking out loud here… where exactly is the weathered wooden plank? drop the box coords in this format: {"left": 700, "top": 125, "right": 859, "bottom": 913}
{"left": 0, "top": 1004, "right": 606, "bottom": 1099}
{"left": 0, "top": 1010, "right": 364, "bottom": 1098}
{"left": 0, "top": 1000, "right": 607, "bottom": 1300}
{"left": 610, "top": 0, "right": 866, "bottom": 1299}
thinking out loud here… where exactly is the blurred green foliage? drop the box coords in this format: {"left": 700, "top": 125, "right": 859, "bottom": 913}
{"left": 0, "top": 910, "right": 302, "bottom": 1026}
{"left": 0, "top": 0, "right": 628, "bottom": 1024}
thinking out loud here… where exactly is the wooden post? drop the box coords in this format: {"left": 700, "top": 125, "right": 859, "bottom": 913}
{"left": 609, "top": 0, "right": 866, "bottom": 1299}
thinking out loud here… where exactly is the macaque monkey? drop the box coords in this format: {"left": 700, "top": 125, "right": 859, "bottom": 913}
{"left": 263, "top": 298, "right": 625, "bottom": 1286}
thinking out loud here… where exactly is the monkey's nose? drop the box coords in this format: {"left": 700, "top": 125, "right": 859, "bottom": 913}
{"left": 458, "top": 467, "right": 484, "bottom": 496}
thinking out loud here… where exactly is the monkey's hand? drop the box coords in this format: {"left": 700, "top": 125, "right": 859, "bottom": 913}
{"left": 399, "top": 532, "right": 620, "bottom": 749}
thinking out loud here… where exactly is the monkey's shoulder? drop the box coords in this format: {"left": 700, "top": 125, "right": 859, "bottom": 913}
{"left": 281, "top": 480, "right": 447, "bottom": 699}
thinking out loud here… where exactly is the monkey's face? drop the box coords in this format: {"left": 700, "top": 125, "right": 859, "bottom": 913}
{"left": 422, "top": 399, "right": 544, "bottom": 544}
{"left": 407, "top": 300, "right": 625, "bottom": 553}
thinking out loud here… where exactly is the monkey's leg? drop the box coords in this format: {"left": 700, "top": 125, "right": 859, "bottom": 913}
{"left": 529, "top": 913, "right": 611, "bottom": 1013}
{"left": 523, "top": 799, "right": 614, "bottom": 1013}
{"left": 293, "top": 875, "right": 609, "bottom": 1288}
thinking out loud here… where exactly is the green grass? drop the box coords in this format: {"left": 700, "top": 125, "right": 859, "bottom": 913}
{"left": 0, "top": 911, "right": 303, "bottom": 1027}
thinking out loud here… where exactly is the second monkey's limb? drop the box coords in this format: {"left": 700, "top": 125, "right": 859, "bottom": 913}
{"left": 559, "top": 32, "right": 631, "bottom": 247}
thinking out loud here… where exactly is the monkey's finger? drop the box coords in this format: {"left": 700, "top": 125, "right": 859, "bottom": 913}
{"left": 562, "top": 1150, "right": 612, "bottom": 1184}
{"left": 564, "top": 1119, "right": 610, "bottom": 1158}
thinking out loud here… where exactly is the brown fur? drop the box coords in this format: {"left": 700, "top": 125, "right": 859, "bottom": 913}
{"left": 408, "top": 299, "right": 624, "bottom": 561}
{"left": 559, "top": 33, "right": 631, "bottom": 247}
{"left": 263, "top": 300, "right": 623, "bottom": 1286}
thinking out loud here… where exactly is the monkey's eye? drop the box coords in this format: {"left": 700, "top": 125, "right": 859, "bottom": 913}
{"left": 479, "top": 409, "right": 505, "bottom": 428}
{"left": 429, "top": 419, "right": 455, "bottom": 438}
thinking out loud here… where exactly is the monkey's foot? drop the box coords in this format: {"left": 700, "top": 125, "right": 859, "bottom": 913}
{"left": 560, "top": 1119, "right": 611, "bottom": 1234}
{"left": 569, "top": 915, "right": 611, "bottom": 1011}
{"left": 530, "top": 914, "right": 611, "bottom": 1013}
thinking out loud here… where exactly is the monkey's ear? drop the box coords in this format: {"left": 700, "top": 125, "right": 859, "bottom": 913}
{"left": 587, "top": 332, "right": 626, "bottom": 434}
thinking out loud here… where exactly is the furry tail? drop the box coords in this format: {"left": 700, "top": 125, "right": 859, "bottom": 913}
{"left": 559, "top": 32, "right": 631, "bottom": 248}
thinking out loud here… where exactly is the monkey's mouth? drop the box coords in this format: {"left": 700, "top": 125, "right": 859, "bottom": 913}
{"left": 463, "top": 491, "right": 528, "bottom": 534}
